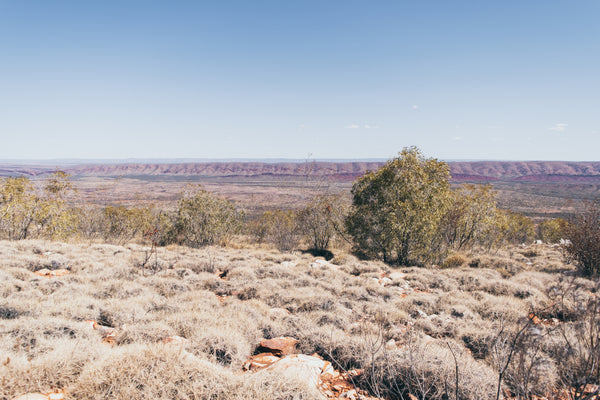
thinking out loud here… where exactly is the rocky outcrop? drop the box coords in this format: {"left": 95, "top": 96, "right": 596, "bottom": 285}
{"left": 256, "top": 337, "right": 299, "bottom": 356}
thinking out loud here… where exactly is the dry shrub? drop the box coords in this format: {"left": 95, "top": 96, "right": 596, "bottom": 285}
{"left": 72, "top": 345, "right": 318, "bottom": 400}
{"left": 115, "top": 321, "right": 176, "bottom": 345}
{"left": 565, "top": 200, "right": 600, "bottom": 277}
{"left": 441, "top": 253, "right": 467, "bottom": 268}
{"left": 1, "top": 340, "right": 102, "bottom": 399}
{"left": 360, "top": 336, "right": 497, "bottom": 400}
{"left": 187, "top": 326, "right": 252, "bottom": 366}
{"left": 468, "top": 254, "right": 525, "bottom": 277}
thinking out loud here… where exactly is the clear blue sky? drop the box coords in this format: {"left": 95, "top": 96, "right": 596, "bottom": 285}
{"left": 0, "top": 1, "right": 598, "bottom": 161}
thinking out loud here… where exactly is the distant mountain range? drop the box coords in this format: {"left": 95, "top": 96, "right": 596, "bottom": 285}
{"left": 2, "top": 160, "right": 600, "bottom": 183}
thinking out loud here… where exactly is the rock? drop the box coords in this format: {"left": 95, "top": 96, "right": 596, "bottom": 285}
{"left": 263, "top": 354, "right": 334, "bottom": 392}
{"left": 161, "top": 336, "right": 188, "bottom": 346}
{"left": 34, "top": 269, "right": 70, "bottom": 277}
{"left": 85, "top": 319, "right": 118, "bottom": 343}
{"left": 378, "top": 277, "right": 392, "bottom": 286}
{"left": 388, "top": 271, "right": 406, "bottom": 282}
{"left": 257, "top": 337, "right": 298, "bottom": 356}
{"left": 268, "top": 308, "right": 291, "bottom": 318}
{"left": 12, "top": 391, "right": 65, "bottom": 400}
{"left": 243, "top": 352, "right": 280, "bottom": 371}
{"left": 309, "top": 259, "right": 331, "bottom": 269}
{"left": 341, "top": 389, "right": 357, "bottom": 399}
{"left": 12, "top": 394, "right": 50, "bottom": 400}
{"left": 280, "top": 261, "right": 296, "bottom": 268}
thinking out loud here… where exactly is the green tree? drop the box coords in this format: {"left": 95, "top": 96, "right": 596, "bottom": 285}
{"left": 0, "top": 176, "right": 38, "bottom": 240}
{"left": 251, "top": 209, "right": 299, "bottom": 251}
{"left": 346, "top": 147, "right": 451, "bottom": 265}
{"left": 537, "top": 218, "right": 568, "bottom": 244}
{"left": 100, "top": 205, "right": 154, "bottom": 245}
{"left": 439, "top": 184, "right": 498, "bottom": 250}
{"left": 173, "top": 186, "right": 244, "bottom": 247}
{"left": 297, "top": 194, "right": 347, "bottom": 251}
{"left": 501, "top": 211, "right": 536, "bottom": 245}
{"left": 39, "top": 171, "right": 77, "bottom": 239}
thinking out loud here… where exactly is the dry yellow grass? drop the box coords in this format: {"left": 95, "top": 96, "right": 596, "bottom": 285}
{"left": 0, "top": 239, "right": 590, "bottom": 399}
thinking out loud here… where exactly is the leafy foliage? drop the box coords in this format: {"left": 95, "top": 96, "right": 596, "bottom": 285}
{"left": 100, "top": 205, "right": 154, "bottom": 245}
{"left": 250, "top": 209, "right": 299, "bottom": 251}
{"left": 297, "top": 194, "right": 347, "bottom": 251}
{"left": 500, "top": 211, "right": 536, "bottom": 245}
{"left": 440, "top": 184, "right": 498, "bottom": 250}
{"left": 537, "top": 218, "right": 568, "bottom": 244}
{"left": 346, "top": 147, "right": 451, "bottom": 265}
{"left": 172, "top": 186, "right": 244, "bottom": 247}
{"left": 0, "top": 172, "right": 76, "bottom": 240}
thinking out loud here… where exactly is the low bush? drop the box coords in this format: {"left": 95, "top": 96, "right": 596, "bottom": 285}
{"left": 172, "top": 187, "right": 244, "bottom": 248}
{"left": 565, "top": 200, "right": 600, "bottom": 277}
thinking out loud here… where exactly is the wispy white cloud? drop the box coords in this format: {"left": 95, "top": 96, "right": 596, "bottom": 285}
{"left": 345, "top": 124, "right": 379, "bottom": 129}
{"left": 412, "top": 105, "right": 419, "bottom": 110}
{"left": 549, "top": 123, "right": 568, "bottom": 132}
{"left": 452, "top": 136, "right": 463, "bottom": 141}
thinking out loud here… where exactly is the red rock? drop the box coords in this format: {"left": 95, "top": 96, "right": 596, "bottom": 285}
{"left": 161, "top": 336, "right": 188, "bottom": 346}
{"left": 34, "top": 269, "right": 70, "bottom": 277}
{"left": 257, "top": 337, "right": 298, "bottom": 356}
{"left": 243, "top": 352, "right": 280, "bottom": 371}
{"left": 84, "top": 319, "right": 118, "bottom": 343}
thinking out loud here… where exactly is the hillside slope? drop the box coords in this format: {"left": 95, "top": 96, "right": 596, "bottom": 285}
{"left": 2, "top": 160, "right": 598, "bottom": 183}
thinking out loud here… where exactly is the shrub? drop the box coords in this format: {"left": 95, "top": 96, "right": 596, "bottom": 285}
{"left": 297, "top": 194, "right": 347, "bottom": 251}
{"left": 250, "top": 209, "right": 299, "bottom": 251}
{"left": 537, "top": 218, "right": 568, "bottom": 244}
{"left": 172, "top": 186, "right": 244, "bottom": 247}
{"left": 0, "top": 172, "right": 77, "bottom": 240}
{"left": 0, "top": 176, "right": 39, "bottom": 240}
{"left": 100, "top": 205, "right": 154, "bottom": 245}
{"left": 498, "top": 210, "right": 536, "bottom": 245}
{"left": 442, "top": 253, "right": 467, "bottom": 269}
{"left": 439, "top": 184, "right": 498, "bottom": 250}
{"left": 346, "top": 147, "right": 451, "bottom": 265}
{"left": 565, "top": 200, "right": 600, "bottom": 277}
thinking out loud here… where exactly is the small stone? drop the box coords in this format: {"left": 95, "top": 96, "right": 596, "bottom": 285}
{"left": 258, "top": 337, "right": 298, "bottom": 356}
{"left": 388, "top": 271, "right": 406, "bottom": 281}
{"left": 161, "top": 336, "right": 188, "bottom": 346}
{"left": 34, "top": 268, "right": 70, "bottom": 277}
{"left": 243, "top": 352, "right": 280, "bottom": 371}
{"left": 12, "top": 394, "right": 49, "bottom": 400}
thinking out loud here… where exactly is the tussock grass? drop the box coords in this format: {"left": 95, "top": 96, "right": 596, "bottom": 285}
{"left": 0, "top": 239, "right": 588, "bottom": 399}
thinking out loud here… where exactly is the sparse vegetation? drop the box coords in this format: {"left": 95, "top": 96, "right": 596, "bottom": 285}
{"left": 251, "top": 209, "right": 299, "bottom": 251}
{"left": 1, "top": 151, "right": 599, "bottom": 400}
{"left": 0, "top": 239, "right": 592, "bottom": 400}
{"left": 171, "top": 186, "right": 244, "bottom": 248}
{"left": 565, "top": 200, "right": 600, "bottom": 277}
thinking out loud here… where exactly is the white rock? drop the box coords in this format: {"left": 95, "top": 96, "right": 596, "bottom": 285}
{"left": 388, "top": 271, "right": 406, "bottom": 282}
{"left": 262, "top": 354, "right": 333, "bottom": 395}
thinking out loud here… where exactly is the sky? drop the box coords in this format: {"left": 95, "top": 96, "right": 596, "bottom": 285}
{"left": 0, "top": 1, "right": 598, "bottom": 161}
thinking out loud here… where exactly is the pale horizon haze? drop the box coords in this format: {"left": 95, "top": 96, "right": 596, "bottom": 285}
{"left": 1, "top": 1, "right": 598, "bottom": 161}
